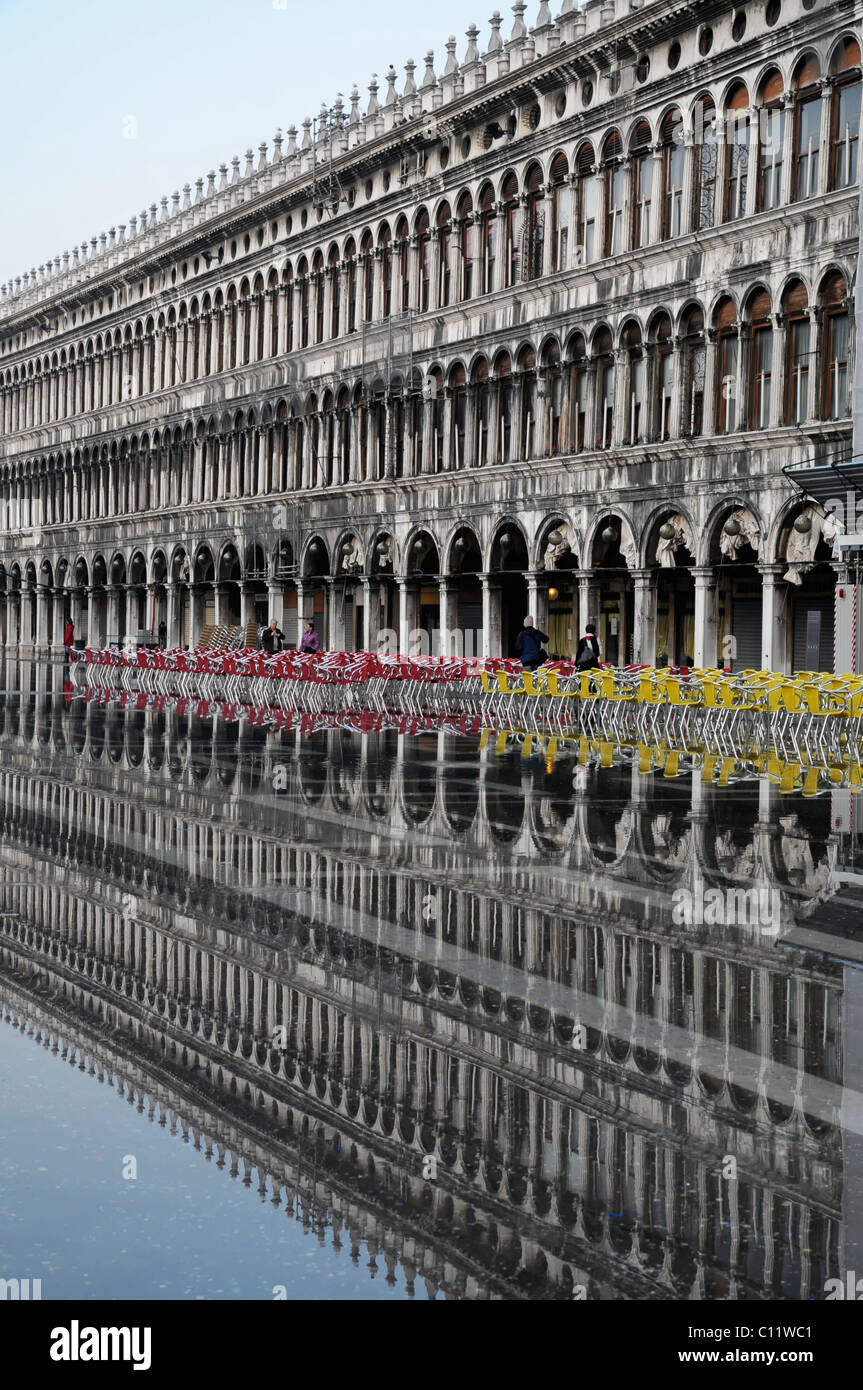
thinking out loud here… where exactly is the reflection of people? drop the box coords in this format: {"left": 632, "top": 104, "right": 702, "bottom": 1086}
{"left": 575, "top": 622, "right": 601, "bottom": 670}
{"left": 515, "top": 616, "right": 548, "bottom": 670}
{"left": 262, "top": 619, "right": 285, "bottom": 653}
{"left": 300, "top": 621, "right": 320, "bottom": 654}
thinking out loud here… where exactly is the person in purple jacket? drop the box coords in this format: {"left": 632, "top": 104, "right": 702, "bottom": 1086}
{"left": 300, "top": 620, "right": 321, "bottom": 654}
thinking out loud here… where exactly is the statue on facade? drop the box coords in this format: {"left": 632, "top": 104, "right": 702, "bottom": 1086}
{"left": 782, "top": 506, "right": 844, "bottom": 585}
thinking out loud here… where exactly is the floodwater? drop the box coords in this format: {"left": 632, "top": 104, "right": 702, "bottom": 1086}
{"left": 2, "top": 657, "right": 863, "bottom": 1302}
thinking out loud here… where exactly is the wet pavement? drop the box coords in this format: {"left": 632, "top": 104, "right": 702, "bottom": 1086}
{"left": 2, "top": 657, "right": 863, "bottom": 1301}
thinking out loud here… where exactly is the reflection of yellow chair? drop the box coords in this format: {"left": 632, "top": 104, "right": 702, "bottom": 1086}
{"left": 664, "top": 750, "right": 680, "bottom": 778}
{"left": 779, "top": 761, "right": 802, "bottom": 794}
{"left": 801, "top": 766, "right": 821, "bottom": 797}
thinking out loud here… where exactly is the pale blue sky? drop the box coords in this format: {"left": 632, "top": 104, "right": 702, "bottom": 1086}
{"left": 0, "top": 0, "right": 506, "bottom": 284}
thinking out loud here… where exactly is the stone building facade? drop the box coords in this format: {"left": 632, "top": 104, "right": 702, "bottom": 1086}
{"left": 0, "top": 0, "right": 860, "bottom": 668}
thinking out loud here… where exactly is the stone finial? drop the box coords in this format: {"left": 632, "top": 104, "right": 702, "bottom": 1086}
{"left": 301, "top": 118, "right": 312, "bottom": 149}
{"left": 182, "top": 183, "right": 192, "bottom": 209}
{"left": 404, "top": 59, "right": 417, "bottom": 96}
{"left": 257, "top": 141, "right": 269, "bottom": 171}
{"left": 230, "top": 156, "right": 241, "bottom": 183}
{"left": 348, "top": 85, "right": 360, "bottom": 124}
{"left": 54, "top": 254, "right": 62, "bottom": 273}
{"left": 206, "top": 171, "right": 217, "bottom": 197}
{"left": 319, "top": 101, "right": 330, "bottom": 134}
{"left": 171, "top": 191, "right": 180, "bottom": 216}
{"left": 384, "top": 65, "right": 398, "bottom": 106}
{"left": 367, "top": 77, "right": 380, "bottom": 117}
{"left": 421, "top": 51, "right": 436, "bottom": 88}
{"left": 62, "top": 249, "right": 70, "bottom": 267}
{"left": 158, "top": 195, "right": 168, "bottom": 222}
{"left": 487, "top": 10, "right": 503, "bottom": 51}
{"left": 128, "top": 216, "right": 137, "bottom": 238}
{"left": 286, "top": 125, "right": 298, "bottom": 158}
{"left": 244, "top": 149, "right": 255, "bottom": 177}
{"left": 90, "top": 238, "right": 98, "bottom": 258}
{"left": 272, "top": 129, "right": 284, "bottom": 160}
{"left": 218, "top": 164, "right": 228, "bottom": 190}
{"left": 194, "top": 177, "right": 204, "bottom": 204}
{"left": 535, "top": 0, "right": 552, "bottom": 24}
{"left": 116, "top": 228, "right": 124, "bottom": 246}
{"left": 333, "top": 95, "right": 345, "bottom": 127}
{"left": 444, "top": 36, "right": 459, "bottom": 75}
{"left": 149, "top": 203, "right": 158, "bottom": 228}
{"left": 464, "top": 23, "right": 481, "bottom": 63}
{"left": 511, "top": 2, "right": 527, "bottom": 40}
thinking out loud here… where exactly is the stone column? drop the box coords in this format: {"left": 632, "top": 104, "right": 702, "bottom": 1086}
{"left": 526, "top": 571, "right": 549, "bottom": 636}
{"left": 438, "top": 578, "right": 460, "bottom": 657}
{"left": 107, "top": 586, "right": 123, "bottom": 646}
{"left": 167, "top": 583, "right": 182, "bottom": 648}
{"left": 397, "top": 579, "right": 419, "bottom": 655}
{"left": 692, "top": 566, "right": 719, "bottom": 669}
{"left": 631, "top": 569, "right": 657, "bottom": 666}
{"left": 575, "top": 569, "right": 600, "bottom": 643}
{"left": 759, "top": 563, "right": 787, "bottom": 673}
{"left": 35, "top": 584, "right": 51, "bottom": 648}
{"left": 480, "top": 574, "right": 502, "bottom": 659}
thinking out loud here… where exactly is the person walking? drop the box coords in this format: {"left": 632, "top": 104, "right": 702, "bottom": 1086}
{"left": 514, "top": 616, "right": 549, "bottom": 671}
{"left": 63, "top": 616, "right": 74, "bottom": 659}
{"left": 261, "top": 619, "right": 285, "bottom": 654}
{"left": 575, "top": 621, "right": 601, "bottom": 670}
{"left": 299, "top": 620, "right": 321, "bottom": 655}
{"left": 158, "top": 619, "right": 167, "bottom": 648}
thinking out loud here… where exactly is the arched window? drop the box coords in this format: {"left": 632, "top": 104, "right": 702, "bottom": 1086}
{"left": 746, "top": 289, "right": 772, "bottom": 430}
{"left": 449, "top": 364, "right": 466, "bottom": 467}
{"left": 456, "top": 195, "right": 473, "bottom": 300}
{"left": 566, "top": 333, "right": 588, "bottom": 453}
{"left": 478, "top": 183, "right": 496, "bottom": 293}
{"left": 428, "top": 365, "right": 444, "bottom": 470}
{"left": 601, "top": 132, "right": 625, "bottom": 256}
{"left": 792, "top": 55, "right": 822, "bottom": 200}
{"left": 344, "top": 240, "right": 357, "bottom": 333}
{"left": 820, "top": 271, "right": 850, "bottom": 418}
{"left": 396, "top": 219, "right": 410, "bottom": 310}
{"left": 523, "top": 164, "right": 544, "bottom": 281}
{"left": 549, "top": 154, "right": 570, "bottom": 271}
{"left": 437, "top": 204, "right": 452, "bottom": 307}
{"left": 472, "top": 358, "right": 490, "bottom": 466}
{"left": 629, "top": 123, "right": 652, "bottom": 248}
{"left": 724, "top": 85, "right": 750, "bottom": 221}
{"left": 502, "top": 173, "right": 522, "bottom": 287}
{"left": 409, "top": 370, "right": 424, "bottom": 473}
{"left": 328, "top": 246, "right": 340, "bottom": 338}
{"left": 829, "top": 38, "right": 862, "bottom": 190}
{"left": 575, "top": 143, "right": 596, "bottom": 264}
{"left": 337, "top": 387, "right": 351, "bottom": 483}
{"left": 622, "top": 322, "right": 644, "bottom": 445}
{"left": 714, "top": 297, "right": 738, "bottom": 434}
{"left": 360, "top": 233, "right": 374, "bottom": 321}
{"left": 517, "top": 346, "right": 537, "bottom": 459}
{"left": 757, "top": 71, "right": 785, "bottom": 212}
{"left": 322, "top": 391, "right": 335, "bottom": 480}
{"left": 416, "top": 211, "right": 431, "bottom": 311}
{"left": 593, "top": 328, "right": 614, "bottom": 449}
{"left": 312, "top": 252, "right": 325, "bottom": 342}
{"left": 660, "top": 110, "right": 685, "bottom": 239}
{"left": 495, "top": 352, "right": 513, "bottom": 462}
{"left": 541, "top": 339, "right": 562, "bottom": 456}
{"left": 680, "top": 306, "right": 705, "bottom": 437}
{"left": 782, "top": 279, "right": 810, "bottom": 424}
{"left": 283, "top": 266, "right": 293, "bottom": 351}
{"left": 649, "top": 313, "right": 673, "bottom": 441}
{"left": 692, "top": 97, "right": 717, "bottom": 230}
{"left": 379, "top": 225, "right": 393, "bottom": 318}
{"left": 297, "top": 259, "right": 309, "bottom": 348}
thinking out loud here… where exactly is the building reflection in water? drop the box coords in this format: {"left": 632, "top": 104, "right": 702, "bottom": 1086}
{"left": 1, "top": 656, "right": 862, "bottom": 1301}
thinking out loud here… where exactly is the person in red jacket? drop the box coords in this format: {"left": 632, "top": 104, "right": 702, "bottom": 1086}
{"left": 63, "top": 617, "right": 74, "bottom": 658}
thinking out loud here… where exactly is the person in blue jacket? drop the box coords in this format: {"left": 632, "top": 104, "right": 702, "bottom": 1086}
{"left": 514, "top": 616, "right": 549, "bottom": 671}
